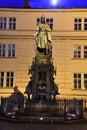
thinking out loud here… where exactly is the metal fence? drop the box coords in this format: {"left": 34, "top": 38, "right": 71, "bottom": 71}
{"left": 24, "top": 99, "right": 83, "bottom": 119}
{"left": 0, "top": 96, "right": 83, "bottom": 119}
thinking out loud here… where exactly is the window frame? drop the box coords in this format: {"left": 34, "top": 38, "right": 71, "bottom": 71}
{"left": 84, "top": 46, "right": 87, "bottom": 58}
{"left": 0, "top": 17, "right": 16, "bottom": 30}
{"left": 0, "top": 72, "right": 4, "bottom": 87}
{"left": 0, "top": 17, "right": 7, "bottom": 30}
{"left": 74, "top": 18, "right": 82, "bottom": 30}
{"left": 6, "top": 72, "right": 14, "bottom": 87}
{"left": 9, "top": 17, "right": 16, "bottom": 30}
{"left": 84, "top": 18, "right": 87, "bottom": 30}
{"left": 8, "top": 44, "right": 15, "bottom": 57}
{"left": 73, "top": 45, "right": 81, "bottom": 59}
{"left": 73, "top": 73, "right": 81, "bottom": 89}
{"left": 84, "top": 74, "right": 87, "bottom": 89}
{"left": 0, "top": 44, "right": 6, "bottom": 57}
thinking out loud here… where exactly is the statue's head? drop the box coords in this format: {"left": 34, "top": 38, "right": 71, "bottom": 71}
{"left": 41, "top": 15, "right": 45, "bottom": 23}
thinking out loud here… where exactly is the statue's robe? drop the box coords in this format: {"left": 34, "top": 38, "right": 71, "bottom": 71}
{"left": 34, "top": 23, "right": 51, "bottom": 54}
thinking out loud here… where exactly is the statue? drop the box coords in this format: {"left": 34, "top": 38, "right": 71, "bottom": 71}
{"left": 34, "top": 15, "right": 51, "bottom": 55}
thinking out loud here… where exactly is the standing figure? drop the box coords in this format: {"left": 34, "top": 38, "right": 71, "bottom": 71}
{"left": 34, "top": 15, "right": 51, "bottom": 55}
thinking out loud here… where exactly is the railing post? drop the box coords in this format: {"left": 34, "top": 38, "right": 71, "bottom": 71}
{"left": 64, "top": 98, "right": 67, "bottom": 119}
{"left": 84, "top": 99, "right": 86, "bottom": 110}
{"left": 74, "top": 98, "right": 76, "bottom": 115}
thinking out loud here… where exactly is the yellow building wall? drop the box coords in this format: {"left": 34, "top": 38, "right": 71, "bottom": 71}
{"left": 0, "top": 8, "right": 87, "bottom": 99}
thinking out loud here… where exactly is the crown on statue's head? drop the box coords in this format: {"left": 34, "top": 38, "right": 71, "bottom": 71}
{"left": 41, "top": 14, "right": 45, "bottom": 23}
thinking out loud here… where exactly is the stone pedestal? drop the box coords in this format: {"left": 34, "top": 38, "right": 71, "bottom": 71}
{"left": 24, "top": 53, "right": 59, "bottom": 116}
{"left": 25, "top": 54, "right": 58, "bottom": 101}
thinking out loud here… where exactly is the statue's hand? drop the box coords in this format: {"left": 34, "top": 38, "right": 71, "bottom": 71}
{"left": 34, "top": 44, "right": 37, "bottom": 52}
{"left": 48, "top": 40, "right": 51, "bottom": 43}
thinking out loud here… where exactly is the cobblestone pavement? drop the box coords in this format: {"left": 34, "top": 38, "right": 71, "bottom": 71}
{"left": 0, "top": 121, "right": 87, "bottom": 130}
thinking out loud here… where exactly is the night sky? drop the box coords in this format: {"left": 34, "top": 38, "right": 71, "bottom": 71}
{"left": 0, "top": 0, "right": 87, "bottom": 8}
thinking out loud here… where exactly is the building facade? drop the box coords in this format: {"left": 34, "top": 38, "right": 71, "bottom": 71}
{"left": 0, "top": 8, "right": 87, "bottom": 99}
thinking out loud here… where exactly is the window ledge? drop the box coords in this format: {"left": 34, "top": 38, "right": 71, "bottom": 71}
{"left": 72, "top": 58, "right": 87, "bottom": 60}
{"left": 72, "top": 88, "right": 87, "bottom": 91}
{"left": 0, "top": 87, "right": 13, "bottom": 89}
{"left": 0, "top": 57, "right": 17, "bottom": 59}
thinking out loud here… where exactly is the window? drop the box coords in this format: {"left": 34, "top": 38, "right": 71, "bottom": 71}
{"left": 6, "top": 72, "right": 14, "bottom": 87}
{"left": 0, "top": 17, "right": 16, "bottom": 30}
{"left": 73, "top": 73, "right": 87, "bottom": 90}
{"left": 37, "top": 18, "right": 41, "bottom": 25}
{"left": 46, "top": 18, "right": 53, "bottom": 30}
{"left": 74, "top": 18, "right": 82, "bottom": 30}
{"left": 74, "top": 73, "right": 81, "bottom": 89}
{"left": 0, "top": 72, "right": 15, "bottom": 87}
{"left": 84, "top": 46, "right": 87, "bottom": 58}
{"left": 73, "top": 45, "right": 81, "bottom": 58}
{"left": 0, "top": 17, "right": 7, "bottom": 30}
{"left": 37, "top": 17, "right": 53, "bottom": 30}
{"left": 0, "top": 72, "right": 4, "bottom": 87}
{"left": 0, "top": 44, "right": 6, "bottom": 57}
{"left": 8, "top": 44, "right": 15, "bottom": 57}
{"left": 84, "top": 74, "right": 87, "bottom": 89}
{"left": 0, "top": 44, "right": 16, "bottom": 58}
{"left": 9, "top": 18, "right": 16, "bottom": 30}
{"left": 84, "top": 18, "right": 87, "bottom": 30}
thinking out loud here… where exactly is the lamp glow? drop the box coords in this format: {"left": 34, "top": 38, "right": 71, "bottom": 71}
{"left": 51, "top": 0, "right": 58, "bottom": 5}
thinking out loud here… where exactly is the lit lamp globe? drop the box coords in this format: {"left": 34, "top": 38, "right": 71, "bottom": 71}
{"left": 51, "top": 0, "right": 58, "bottom": 6}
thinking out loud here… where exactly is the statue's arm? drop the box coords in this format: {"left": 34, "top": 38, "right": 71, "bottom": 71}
{"left": 34, "top": 25, "right": 40, "bottom": 37}
{"left": 46, "top": 24, "right": 51, "bottom": 42}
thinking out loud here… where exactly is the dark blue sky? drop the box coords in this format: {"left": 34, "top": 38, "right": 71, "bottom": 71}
{"left": 0, "top": 0, "right": 87, "bottom": 8}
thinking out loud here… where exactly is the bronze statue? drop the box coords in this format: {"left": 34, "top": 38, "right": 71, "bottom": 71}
{"left": 34, "top": 15, "right": 51, "bottom": 55}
